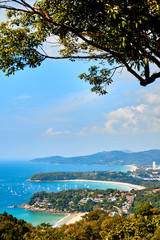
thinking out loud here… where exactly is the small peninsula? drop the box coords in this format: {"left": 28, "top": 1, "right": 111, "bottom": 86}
{"left": 28, "top": 169, "right": 160, "bottom": 188}
{"left": 21, "top": 186, "right": 160, "bottom": 220}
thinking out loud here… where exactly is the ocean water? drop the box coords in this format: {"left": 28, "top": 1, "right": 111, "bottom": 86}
{"left": 0, "top": 160, "right": 131, "bottom": 226}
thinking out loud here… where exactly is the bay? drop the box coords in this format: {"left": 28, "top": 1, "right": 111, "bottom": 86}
{"left": 0, "top": 160, "right": 131, "bottom": 226}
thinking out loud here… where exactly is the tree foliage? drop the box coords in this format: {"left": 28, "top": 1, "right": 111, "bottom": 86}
{"left": 1, "top": 205, "right": 160, "bottom": 239}
{"left": 28, "top": 188, "right": 127, "bottom": 213}
{"left": 0, "top": 0, "right": 160, "bottom": 94}
{"left": 0, "top": 212, "right": 34, "bottom": 239}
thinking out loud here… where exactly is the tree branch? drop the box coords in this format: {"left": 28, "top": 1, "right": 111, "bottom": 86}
{"left": 147, "top": 54, "right": 160, "bottom": 68}
{"left": 1, "top": 1, "right": 123, "bottom": 60}
{"left": 145, "top": 62, "right": 150, "bottom": 80}
{"left": 140, "top": 72, "right": 160, "bottom": 86}
{"left": 0, "top": 5, "right": 31, "bottom": 12}
{"left": 1, "top": 0, "right": 160, "bottom": 86}
{"left": 39, "top": 53, "right": 113, "bottom": 60}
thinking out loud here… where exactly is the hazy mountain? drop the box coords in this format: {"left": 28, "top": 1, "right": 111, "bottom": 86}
{"left": 30, "top": 149, "right": 160, "bottom": 167}
{"left": 122, "top": 149, "right": 133, "bottom": 153}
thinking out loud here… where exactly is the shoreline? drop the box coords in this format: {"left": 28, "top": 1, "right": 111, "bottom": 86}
{"left": 19, "top": 203, "right": 87, "bottom": 227}
{"left": 19, "top": 203, "right": 70, "bottom": 214}
{"left": 56, "top": 179, "right": 144, "bottom": 190}
{"left": 54, "top": 212, "right": 87, "bottom": 228}
{"left": 126, "top": 164, "right": 138, "bottom": 172}
{"left": 28, "top": 179, "right": 144, "bottom": 190}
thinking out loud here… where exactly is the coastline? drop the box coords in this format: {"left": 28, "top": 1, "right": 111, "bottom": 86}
{"left": 56, "top": 179, "right": 145, "bottom": 190}
{"left": 28, "top": 179, "right": 144, "bottom": 190}
{"left": 126, "top": 164, "right": 138, "bottom": 172}
{"left": 20, "top": 175, "right": 145, "bottom": 227}
{"left": 54, "top": 212, "right": 87, "bottom": 228}
{"left": 19, "top": 203, "right": 86, "bottom": 227}
{"left": 20, "top": 203, "right": 69, "bottom": 214}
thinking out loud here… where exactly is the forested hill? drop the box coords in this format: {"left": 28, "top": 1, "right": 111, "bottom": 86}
{"left": 30, "top": 149, "right": 160, "bottom": 167}
{"left": 2, "top": 204, "right": 160, "bottom": 240}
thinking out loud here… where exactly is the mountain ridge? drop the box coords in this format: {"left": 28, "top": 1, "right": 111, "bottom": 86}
{"left": 30, "top": 149, "right": 160, "bottom": 167}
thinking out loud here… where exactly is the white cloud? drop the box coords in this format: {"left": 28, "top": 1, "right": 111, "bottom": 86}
{"left": 104, "top": 85, "right": 160, "bottom": 134}
{"left": 77, "top": 85, "right": 160, "bottom": 135}
{"left": 103, "top": 104, "right": 155, "bottom": 133}
{"left": 45, "top": 128, "right": 70, "bottom": 136}
{"left": 103, "top": 87, "right": 160, "bottom": 134}
{"left": 137, "top": 85, "right": 160, "bottom": 105}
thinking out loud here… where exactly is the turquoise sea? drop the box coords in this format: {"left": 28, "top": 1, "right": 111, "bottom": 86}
{"left": 0, "top": 160, "right": 131, "bottom": 226}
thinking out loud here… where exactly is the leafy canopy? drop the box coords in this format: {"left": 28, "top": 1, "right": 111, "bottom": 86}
{"left": 0, "top": 0, "right": 160, "bottom": 94}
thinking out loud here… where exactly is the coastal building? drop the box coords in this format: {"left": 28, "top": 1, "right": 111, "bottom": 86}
{"left": 126, "top": 195, "right": 135, "bottom": 202}
{"left": 152, "top": 189, "right": 160, "bottom": 193}
{"left": 108, "top": 197, "right": 116, "bottom": 202}
{"left": 93, "top": 198, "right": 103, "bottom": 203}
{"left": 153, "top": 161, "right": 156, "bottom": 169}
{"left": 47, "top": 203, "right": 52, "bottom": 208}
{"left": 80, "top": 197, "right": 104, "bottom": 203}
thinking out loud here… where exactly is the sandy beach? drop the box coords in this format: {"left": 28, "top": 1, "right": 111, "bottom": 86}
{"left": 19, "top": 204, "right": 87, "bottom": 227}
{"left": 55, "top": 179, "right": 145, "bottom": 190}
{"left": 54, "top": 212, "right": 87, "bottom": 228}
{"left": 126, "top": 165, "right": 138, "bottom": 172}
{"left": 29, "top": 174, "right": 145, "bottom": 190}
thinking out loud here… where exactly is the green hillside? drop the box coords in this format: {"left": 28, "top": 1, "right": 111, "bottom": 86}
{"left": 1, "top": 204, "right": 160, "bottom": 239}
{"left": 31, "top": 149, "right": 160, "bottom": 167}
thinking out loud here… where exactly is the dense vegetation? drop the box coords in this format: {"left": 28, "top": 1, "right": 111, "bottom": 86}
{"left": 31, "top": 150, "right": 160, "bottom": 167}
{"left": 0, "top": 212, "right": 34, "bottom": 240}
{"left": 28, "top": 186, "right": 160, "bottom": 215}
{"left": 130, "top": 188, "right": 160, "bottom": 213}
{"left": 1, "top": 205, "right": 160, "bottom": 239}
{"left": 28, "top": 188, "right": 127, "bottom": 212}
{"left": 0, "top": 1, "right": 160, "bottom": 91}
{"left": 30, "top": 170, "right": 159, "bottom": 187}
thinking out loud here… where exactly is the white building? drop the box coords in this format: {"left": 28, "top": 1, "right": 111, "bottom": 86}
{"left": 153, "top": 161, "right": 156, "bottom": 169}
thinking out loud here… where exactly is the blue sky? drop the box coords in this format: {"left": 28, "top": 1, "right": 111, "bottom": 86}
{"left": 0, "top": 9, "right": 160, "bottom": 159}
{"left": 0, "top": 57, "right": 160, "bottom": 159}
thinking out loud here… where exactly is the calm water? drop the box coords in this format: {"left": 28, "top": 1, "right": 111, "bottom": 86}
{"left": 0, "top": 160, "right": 131, "bottom": 226}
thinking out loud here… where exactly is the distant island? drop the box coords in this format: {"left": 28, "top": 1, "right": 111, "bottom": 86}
{"left": 30, "top": 149, "right": 160, "bottom": 167}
